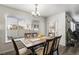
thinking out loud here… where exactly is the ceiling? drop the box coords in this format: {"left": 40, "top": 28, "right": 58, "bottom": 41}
{"left": 2, "top": 4, "right": 79, "bottom": 21}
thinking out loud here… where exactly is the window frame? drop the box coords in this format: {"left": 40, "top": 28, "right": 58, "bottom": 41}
{"left": 5, "top": 15, "right": 21, "bottom": 43}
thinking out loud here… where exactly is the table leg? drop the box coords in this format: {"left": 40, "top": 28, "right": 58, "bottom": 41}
{"left": 30, "top": 47, "right": 37, "bottom": 55}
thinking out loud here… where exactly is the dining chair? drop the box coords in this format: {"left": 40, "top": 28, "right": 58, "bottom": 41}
{"left": 11, "top": 37, "right": 32, "bottom": 55}
{"left": 45, "top": 35, "right": 62, "bottom": 55}
{"left": 32, "top": 32, "right": 38, "bottom": 38}
{"left": 45, "top": 38, "right": 54, "bottom": 55}
{"left": 24, "top": 33, "right": 32, "bottom": 38}
{"left": 35, "top": 41, "right": 47, "bottom": 55}
{"left": 49, "top": 35, "right": 62, "bottom": 55}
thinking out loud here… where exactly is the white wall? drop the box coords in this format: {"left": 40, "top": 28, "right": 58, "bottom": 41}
{"left": 0, "top": 5, "right": 45, "bottom": 54}
{"left": 38, "top": 18, "right": 45, "bottom": 35}
{"left": 47, "top": 12, "right": 66, "bottom": 46}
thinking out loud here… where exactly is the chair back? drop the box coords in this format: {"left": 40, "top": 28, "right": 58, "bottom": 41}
{"left": 53, "top": 36, "right": 61, "bottom": 50}
{"left": 24, "top": 33, "right": 31, "bottom": 38}
{"left": 50, "top": 35, "right": 62, "bottom": 54}
{"left": 32, "top": 33, "right": 38, "bottom": 38}
{"left": 46, "top": 35, "right": 62, "bottom": 54}
{"left": 34, "top": 41, "right": 47, "bottom": 55}
{"left": 11, "top": 37, "right": 19, "bottom": 55}
{"left": 45, "top": 38, "right": 55, "bottom": 54}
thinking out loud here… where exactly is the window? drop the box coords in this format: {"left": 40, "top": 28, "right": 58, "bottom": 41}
{"left": 5, "top": 15, "right": 26, "bottom": 42}
{"left": 5, "top": 15, "right": 40, "bottom": 43}
{"left": 70, "top": 21, "right": 75, "bottom": 32}
{"left": 76, "top": 24, "right": 79, "bottom": 32}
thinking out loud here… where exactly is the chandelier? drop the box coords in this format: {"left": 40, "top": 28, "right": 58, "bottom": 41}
{"left": 32, "top": 4, "right": 40, "bottom": 16}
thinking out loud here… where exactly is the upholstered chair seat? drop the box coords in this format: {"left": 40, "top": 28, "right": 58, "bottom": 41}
{"left": 19, "top": 48, "right": 32, "bottom": 55}
{"left": 35, "top": 47, "right": 44, "bottom": 55}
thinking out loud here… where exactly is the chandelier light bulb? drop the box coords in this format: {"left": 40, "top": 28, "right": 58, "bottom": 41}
{"left": 37, "top": 11, "right": 40, "bottom": 16}
{"left": 32, "top": 4, "right": 40, "bottom": 17}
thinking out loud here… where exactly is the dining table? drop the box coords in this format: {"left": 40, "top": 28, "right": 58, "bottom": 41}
{"left": 20, "top": 36, "right": 54, "bottom": 54}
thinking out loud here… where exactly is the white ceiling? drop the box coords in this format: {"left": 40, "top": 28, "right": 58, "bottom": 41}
{"left": 2, "top": 4, "right": 79, "bottom": 18}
